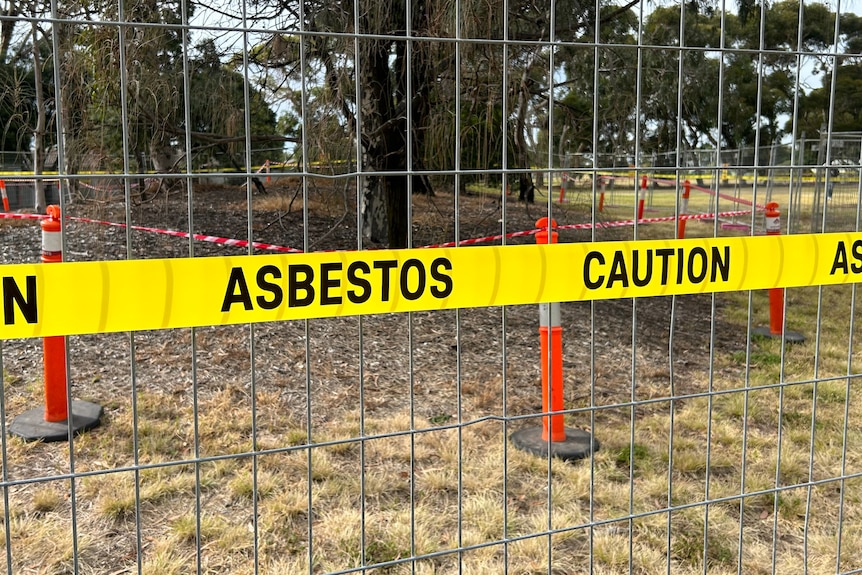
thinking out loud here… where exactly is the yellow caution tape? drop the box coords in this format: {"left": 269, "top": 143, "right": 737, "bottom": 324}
{"left": 1, "top": 232, "right": 861, "bottom": 339}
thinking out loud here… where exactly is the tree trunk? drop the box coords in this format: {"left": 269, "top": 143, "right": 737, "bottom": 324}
{"left": 360, "top": 161, "right": 410, "bottom": 249}
{"left": 358, "top": 34, "right": 410, "bottom": 248}
{"left": 359, "top": 37, "right": 394, "bottom": 246}
{"left": 360, "top": 174, "right": 389, "bottom": 244}
{"left": 513, "top": 52, "right": 536, "bottom": 203}
{"left": 31, "top": 21, "right": 46, "bottom": 213}
{"left": 0, "top": 3, "right": 18, "bottom": 64}
{"left": 386, "top": 174, "right": 408, "bottom": 248}
{"left": 57, "top": 20, "right": 80, "bottom": 202}
{"left": 356, "top": 1, "right": 434, "bottom": 249}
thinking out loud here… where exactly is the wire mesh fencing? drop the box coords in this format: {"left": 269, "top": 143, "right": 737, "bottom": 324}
{"left": 0, "top": 0, "right": 860, "bottom": 573}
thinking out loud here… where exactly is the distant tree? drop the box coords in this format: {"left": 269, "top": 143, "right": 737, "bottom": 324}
{"left": 0, "top": 56, "right": 37, "bottom": 157}
{"left": 245, "top": 0, "right": 649, "bottom": 247}
{"left": 188, "top": 39, "right": 279, "bottom": 170}
{"left": 29, "top": 17, "right": 48, "bottom": 210}
{"left": 629, "top": 0, "right": 844, "bottom": 161}
{"left": 796, "top": 64, "right": 862, "bottom": 136}
{"left": 57, "top": 5, "right": 281, "bottom": 192}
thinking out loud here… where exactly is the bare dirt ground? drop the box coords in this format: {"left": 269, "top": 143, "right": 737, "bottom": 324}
{"left": 0, "top": 179, "right": 747, "bottom": 440}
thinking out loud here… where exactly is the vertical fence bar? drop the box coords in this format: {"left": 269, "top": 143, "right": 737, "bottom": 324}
{"left": 500, "top": 0, "right": 511, "bottom": 569}
{"left": 114, "top": 2, "right": 144, "bottom": 572}
{"left": 239, "top": 2, "right": 261, "bottom": 572}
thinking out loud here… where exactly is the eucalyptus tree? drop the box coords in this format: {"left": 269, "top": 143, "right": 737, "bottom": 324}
{"left": 244, "top": 0, "right": 651, "bottom": 247}
{"left": 0, "top": 34, "right": 39, "bottom": 161}
{"left": 0, "top": 1, "right": 38, "bottom": 159}
{"left": 186, "top": 38, "right": 280, "bottom": 171}
{"left": 796, "top": 64, "right": 862, "bottom": 136}
{"left": 0, "top": 0, "right": 284, "bottom": 211}
{"left": 792, "top": 10, "right": 862, "bottom": 137}
{"left": 0, "top": 0, "right": 187, "bottom": 206}
{"left": 548, "top": 5, "right": 640, "bottom": 168}
{"left": 632, "top": 0, "right": 843, "bottom": 160}
{"left": 0, "top": 0, "right": 61, "bottom": 211}
{"left": 78, "top": 0, "right": 248, "bottom": 180}
{"left": 244, "top": 0, "right": 477, "bottom": 247}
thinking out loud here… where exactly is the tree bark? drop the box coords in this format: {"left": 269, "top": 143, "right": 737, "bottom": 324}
{"left": 356, "top": 0, "right": 434, "bottom": 249}
{"left": 31, "top": 20, "right": 46, "bottom": 213}
{"left": 514, "top": 88, "right": 535, "bottom": 203}
{"left": 360, "top": 174, "right": 389, "bottom": 244}
{"left": 358, "top": 36, "right": 397, "bottom": 245}
{"left": 513, "top": 50, "right": 538, "bottom": 203}
{"left": 0, "top": 2, "right": 18, "bottom": 64}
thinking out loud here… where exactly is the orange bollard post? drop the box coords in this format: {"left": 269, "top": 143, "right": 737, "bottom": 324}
{"left": 598, "top": 177, "right": 606, "bottom": 212}
{"left": 265, "top": 160, "right": 271, "bottom": 184}
{"left": 764, "top": 203, "right": 783, "bottom": 336}
{"left": 9, "top": 205, "right": 104, "bottom": 442}
{"left": 510, "top": 218, "right": 599, "bottom": 462}
{"left": 535, "top": 217, "right": 566, "bottom": 443}
{"left": 638, "top": 174, "right": 647, "bottom": 220}
{"left": 751, "top": 202, "right": 805, "bottom": 344}
{"left": 41, "top": 206, "right": 67, "bottom": 423}
{"left": 677, "top": 179, "right": 691, "bottom": 239}
{"left": 0, "top": 180, "right": 8, "bottom": 212}
{"left": 558, "top": 172, "right": 567, "bottom": 204}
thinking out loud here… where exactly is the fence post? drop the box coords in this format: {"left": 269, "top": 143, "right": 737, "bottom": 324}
{"left": 598, "top": 177, "right": 605, "bottom": 212}
{"left": 751, "top": 202, "right": 805, "bottom": 344}
{"left": 510, "top": 217, "right": 599, "bottom": 462}
{"left": 558, "top": 172, "right": 566, "bottom": 204}
{"left": 638, "top": 174, "right": 647, "bottom": 220}
{"left": 9, "top": 205, "right": 103, "bottom": 442}
{"left": 677, "top": 179, "right": 690, "bottom": 239}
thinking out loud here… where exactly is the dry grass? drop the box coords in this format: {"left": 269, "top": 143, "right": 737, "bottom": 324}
{"left": 0, "top": 185, "right": 861, "bottom": 574}
{"left": 3, "top": 307, "right": 860, "bottom": 574}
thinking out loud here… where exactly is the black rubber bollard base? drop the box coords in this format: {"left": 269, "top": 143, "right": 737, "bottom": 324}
{"left": 752, "top": 326, "right": 806, "bottom": 344}
{"left": 510, "top": 426, "right": 599, "bottom": 462}
{"left": 9, "top": 400, "right": 103, "bottom": 442}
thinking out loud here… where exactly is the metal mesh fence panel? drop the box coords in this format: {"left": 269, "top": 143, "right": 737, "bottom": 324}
{"left": 0, "top": 0, "right": 860, "bottom": 574}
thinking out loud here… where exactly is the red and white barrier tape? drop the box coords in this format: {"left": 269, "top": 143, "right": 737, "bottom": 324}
{"left": 419, "top": 228, "right": 538, "bottom": 248}
{"left": 559, "top": 209, "right": 754, "bottom": 231}
{"left": 0, "top": 212, "right": 304, "bottom": 253}
{"left": 0, "top": 207, "right": 758, "bottom": 254}
{"left": 1, "top": 178, "right": 60, "bottom": 185}
{"left": 0, "top": 213, "right": 46, "bottom": 222}
{"left": 420, "top": 208, "right": 756, "bottom": 249}
{"left": 71, "top": 216, "right": 305, "bottom": 253}
{"left": 600, "top": 174, "right": 766, "bottom": 210}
